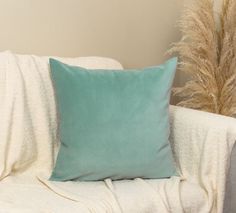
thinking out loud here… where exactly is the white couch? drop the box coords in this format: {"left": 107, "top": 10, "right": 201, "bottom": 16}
{"left": 0, "top": 51, "right": 236, "bottom": 213}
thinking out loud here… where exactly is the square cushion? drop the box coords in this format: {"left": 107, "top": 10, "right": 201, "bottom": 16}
{"left": 50, "top": 57, "right": 177, "bottom": 181}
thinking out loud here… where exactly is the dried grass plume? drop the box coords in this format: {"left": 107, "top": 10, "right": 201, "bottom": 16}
{"left": 170, "top": 0, "right": 236, "bottom": 117}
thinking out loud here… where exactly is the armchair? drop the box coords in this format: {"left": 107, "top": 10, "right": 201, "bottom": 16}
{"left": 0, "top": 51, "right": 235, "bottom": 212}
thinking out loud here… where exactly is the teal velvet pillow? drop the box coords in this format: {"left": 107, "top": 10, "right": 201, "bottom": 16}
{"left": 50, "top": 57, "right": 177, "bottom": 181}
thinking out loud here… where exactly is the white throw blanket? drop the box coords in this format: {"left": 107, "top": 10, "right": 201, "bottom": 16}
{"left": 0, "top": 51, "right": 236, "bottom": 213}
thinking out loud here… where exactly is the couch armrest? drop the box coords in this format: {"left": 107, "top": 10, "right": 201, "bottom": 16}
{"left": 169, "top": 105, "right": 236, "bottom": 212}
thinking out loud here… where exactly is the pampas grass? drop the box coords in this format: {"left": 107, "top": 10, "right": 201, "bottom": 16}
{"left": 170, "top": 0, "right": 236, "bottom": 117}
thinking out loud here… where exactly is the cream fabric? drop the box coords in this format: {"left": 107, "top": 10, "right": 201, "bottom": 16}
{"left": 0, "top": 51, "right": 235, "bottom": 212}
{"left": 169, "top": 106, "right": 236, "bottom": 212}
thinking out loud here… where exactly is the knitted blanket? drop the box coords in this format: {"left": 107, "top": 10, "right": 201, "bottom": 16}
{"left": 0, "top": 51, "right": 235, "bottom": 212}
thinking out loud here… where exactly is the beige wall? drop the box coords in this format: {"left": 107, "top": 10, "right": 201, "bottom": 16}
{"left": 0, "top": 0, "right": 222, "bottom": 94}
{"left": 0, "top": 0, "right": 184, "bottom": 69}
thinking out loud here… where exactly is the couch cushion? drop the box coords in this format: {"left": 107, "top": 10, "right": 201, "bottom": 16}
{"left": 0, "top": 177, "right": 205, "bottom": 212}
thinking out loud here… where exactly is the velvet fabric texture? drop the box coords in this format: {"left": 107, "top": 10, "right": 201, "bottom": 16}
{"left": 50, "top": 58, "right": 177, "bottom": 181}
